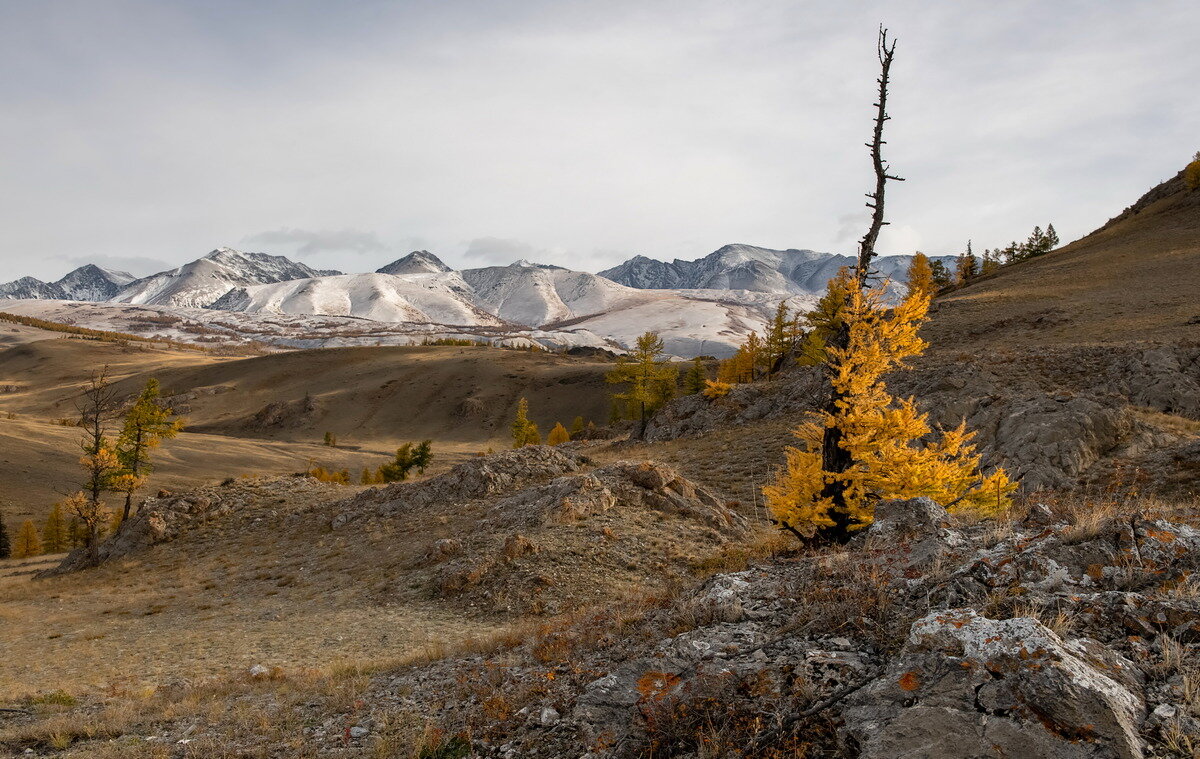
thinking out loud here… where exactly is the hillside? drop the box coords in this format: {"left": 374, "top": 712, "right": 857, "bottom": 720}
{"left": 0, "top": 332, "right": 619, "bottom": 523}
{"left": 926, "top": 168, "right": 1200, "bottom": 350}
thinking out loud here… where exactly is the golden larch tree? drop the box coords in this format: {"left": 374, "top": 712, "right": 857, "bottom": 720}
{"left": 905, "top": 252, "right": 934, "bottom": 300}
{"left": 115, "top": 378, "right": 183, "bottom": 524}
{"left": 42, "top": 502, "right": 69, "bottom": 553}
{"left": 547, "top": 422, "right": 570, "bottom": 445}
{"left": 510, "top": 397, "right": 538, "bottom": 448}
{"left": 606, "top": 332, "right": 678, "bottom": 439}
{"left": 14, "top": 520, "right": 41, "bottom": 559}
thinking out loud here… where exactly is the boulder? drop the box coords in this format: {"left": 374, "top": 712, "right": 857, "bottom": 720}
{"left": 843, "top": 608, "right": 1146, "bottom": 759}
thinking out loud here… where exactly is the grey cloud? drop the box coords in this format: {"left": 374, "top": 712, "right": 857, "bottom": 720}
{"left": 243, "top": 228, "right": 387, "bottom": 257}
{"left": 462, "top": 237, "right": 550, "bottom": 266}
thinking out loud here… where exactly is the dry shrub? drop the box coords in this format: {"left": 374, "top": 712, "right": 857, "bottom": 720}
{"left": 634, "top": 669, "right": 832, "bottom": 758}
{"left": 783, "top": 553, "right": 914, "bottom": 653}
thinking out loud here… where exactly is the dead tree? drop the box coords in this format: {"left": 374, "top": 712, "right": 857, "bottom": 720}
{"left": 816, "top": 26, "right": 903, "bottom": 542}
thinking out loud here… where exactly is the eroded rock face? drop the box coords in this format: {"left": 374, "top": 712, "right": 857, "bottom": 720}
{"left": 843, "top": 609, "right": 1146, "bottom": 759}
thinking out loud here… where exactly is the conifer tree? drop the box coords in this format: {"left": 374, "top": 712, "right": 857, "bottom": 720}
{"left": 14, "top": 520, "right": 40, "bottom": 559}
{"left": 511, "top": 398, "right": 538, "bottom": 448}
{"left": 547, "top": 422, "right": 570, "bottom": 445}
{"left": 682, "top": 357, "right": 708, "bottom": 395}
{"left": 380, "top": 443, "right": 416, "bottom": 482}
{"left": 526, "top": 423, "right": 542, "bottom": 445}
{"left": 606, "top": 332, "right": 678, "bottom": 439}
{"left": 955, "top": 241, "right": 979, "bottom": 285}
{"left": 607, "top": 399, "right": 622, "bottom": 426}
{"left": 68, "top": 516, "right": 83, "bottom": 549}
{"left": 905, "top": 252, "right": 935, "bottom": 300}
{"left": 929, "top": 259, "right": 952, "bottom": 289}
{"left": 115, "top": 378, "right": 182, "bottom": 525}
{"left": 76, "top": 369, "right": 119, "bottom": 562}
{"left": 764, "top": 284, "right": 1015, "bottom": 540}
{"left": 1187, "top": 152, "right": 1200, "bottom": 191}
{"left": 42, "top": 502, "right": 69, "bottom": 553}
{"left": 412, "top": 440, "right": 434, "bottom": 473}
{"left": 762, "top": 302, "right": 800, "bottom": 378}
{"left": 1045, "top": 223, "right": 1059, "bottom": 250}
{"left": 980, "top": 250, "right": 1000, "bottom": 275}
{"left": 764, "top": 28, "right": 1014, "bottom": 543}
{"left": 0, "top": 510, "right": 10, "bottom": 559}
{"left": 570, "top": 416, "right": 585, "bottom": 436}
{"left": 361, "top": 467, "right": 374, "bottom": 485}
{"left": 323, "top": 431, "right": 337, "bottom": 447}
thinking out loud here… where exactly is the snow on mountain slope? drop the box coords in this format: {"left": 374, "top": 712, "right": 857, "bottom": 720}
{"left": 600, "top": 244, "right": 955, "bottom": 295}
{"left": 376, "top": 251, "right": 452, "bottom": 275}
{"left": 0, "top": 276, "right": 66, "bottom": 300}
{"left": 459, "top": 262, "right": 644, "bottom": 327}
{"left": 0, "top": 265, "right": 135, "bottom": 301}
{"left": 210, "top": 273, "right": 504, "bottom": 327}
{"left": 56, "top": 264, "right": 136, "bottom": 300}
{"left": 112, "top": 248, "right": 341, "bottom": 308}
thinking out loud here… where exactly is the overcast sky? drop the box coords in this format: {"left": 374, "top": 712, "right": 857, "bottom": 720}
{"left": 1, "top": 1, "right": 1197, "bottom": 281}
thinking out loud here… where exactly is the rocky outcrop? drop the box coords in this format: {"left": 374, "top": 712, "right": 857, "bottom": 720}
{"left": 843, "top": 609, "right": 1146, "bottom": 759}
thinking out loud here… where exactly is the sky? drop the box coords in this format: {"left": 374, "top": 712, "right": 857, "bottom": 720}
{"left": 1, "top": 0, "right": 1197, "bottom": 281}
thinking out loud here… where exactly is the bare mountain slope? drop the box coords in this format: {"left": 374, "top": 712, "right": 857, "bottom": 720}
{"left": 926, "top": 167, "right": 1200, "bottom": 351}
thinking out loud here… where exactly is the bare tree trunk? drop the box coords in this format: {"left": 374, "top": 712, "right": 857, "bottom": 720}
{"left": 817, "top": 27, "right": 903, "bottom": 543}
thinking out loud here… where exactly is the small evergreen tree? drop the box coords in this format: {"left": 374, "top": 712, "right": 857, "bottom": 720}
{"left": 42, "top": 502, "right": 69, "bottom": 553}
{"left": 929, "top": 259, "right": 952, "bottom": 289}
{"left": 980, "top": 250, "right": 1000, "bottom": 275}
{"left": 570, "top": 416, "right": 585, "bottom": 436}
{"left": 360, "top": 467, "right": 374, "bottom": 485}
{"left": 1045, "top": 223, "right": 1059, "bottom": 250}
{"left": 14, "top": 520, "right": 41, "bottom": 558}
{"left": 547, "top": 422, "right": 570, "bottom": 445}
{"left": 0, "top": 510, "right": 10, "bottom": 559}
{"left": 682, "top": 357, "right": 708, "bottom": 395}
{"left": 762, "top": 302, "right": 800, "bottom": 378}
{"left": 323, "top": 431, "right": 337, "bottom": 447}
{"left": 606, "top": 332, "right": 678, "bottom": 439}
{"left": 955, "top": 241, "right": 979, "bottom": 285}
{"left": 511, "top": 398, "right": 538, "bottom": 448}
{"left": 412, "top": 440, "right": 434, "bottom": 473}
{"left": 380, "top": 443, "right": 416, "bottom": 482}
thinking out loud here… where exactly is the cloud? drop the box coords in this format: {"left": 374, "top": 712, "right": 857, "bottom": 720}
{"left": 462, "top": 237, "right": 551, "bottom": 266}
{"left": 242, "top": 228, "right": 387, "bottom": 257}
{"left": 52, "top": 254, "right": 174, "bottom": 278}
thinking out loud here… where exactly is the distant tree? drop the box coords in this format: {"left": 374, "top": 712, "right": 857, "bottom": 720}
{"left": 929, "top": 259, "right": 953, "bottom": 289}
{"left": 570, "top": 416, "right": 585, "bottom": 436}
{"left": 955, "top": 241, "right": 979, "bottom": 285}
{"left": 905, "top": 252, "right": 935, "bottom": 300}
{"left": 1186, "top": 152, "right": 1200, "bottom": 190}
{"left": 67, "top": 516, "right": 83, "bottom": 549}
{"left": 360, "top": 467, "right": 375, "bottom": 485}
{"left": 0, "top": 510, "right": 10, "bottom": 559}
{"left": 323, "top": 431, "right": 337, "bottom": 447}
{"left": 412, "top": 440, "right": 434, "bottom": 473}
{"left": 606, "top": 331, "right": 678, "bottom": 439}
{"left": 14, "top": 520, "right": 41, "bottom": 559}
{"left": 115, "top": 378, "right": 182, "bottom": 525}
{"left": 42, "top": 502, "right": 69, "bottom": 553}
{"left": 380, "top": 444, "right": 416, "bottom": 482}
{"left": 547, "top": 422, "right": 570, "bottom": 445}
{"left": 1045, "top": 223, "right": 1059, "bottom": 250}
{"left": 76, "top": 369, "right": 120, "bottom": 562}
{"left": 980, "top": 250, "right": 1000, "bottom": 276}
{"left": 607, "top": 399, "right": 622, "bottom": 426}
{"left": 762, "top": 301, "right": 801, "bottom": 378}
{"left": 526, "top": 423, "right": 542, "bottom": 445}
{"left": 511, "top": 398, "right": 538, "bottom": 448}
{"left": 682, "top": 357, "right": 708, "bottom": 395}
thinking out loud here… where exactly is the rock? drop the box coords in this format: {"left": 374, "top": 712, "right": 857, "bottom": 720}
{"left": 247, "top": 664, "right": 270, "bottom": 680}
{"left": 843, "top": 608, "right": 1146, "bottom": 759}
{"left": 502, "top": 534, "right": 537, "bottom": 559}
{"left": 426, "top": 538, "right": 463, "bottom": 563}
{"left": 537, "top": 706, "right": 560, "bottom": 727}
{"left": 349, "top": 726, "right": 368, "bottom": 739}
{"left": 862, "top": 497, "right": 968, "bottom": 573}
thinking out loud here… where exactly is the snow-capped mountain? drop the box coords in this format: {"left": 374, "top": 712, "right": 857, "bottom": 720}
{"left": 599, "top": 244, "right": 953, "bottom": 295}
{"left": 57, "top": 264, "right": 136, "bottom": 300}
{"left": 0, "top": 265, "right": 135, "bottom": 301}
{"left": 112, "top": 248, "right": 341, "bottom": 308}
{"left": 375, "top": 251, "right": 452, "bottom": 276}
{"left": 458, "top": 261, "right": 642, "bottom": 327}
{"left": 211, "top": 272, "right": 503, "bottom": 327}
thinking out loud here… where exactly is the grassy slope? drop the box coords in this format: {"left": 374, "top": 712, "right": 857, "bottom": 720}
{"left": 924, "top": 168, "right": 1200, "bottom": 351}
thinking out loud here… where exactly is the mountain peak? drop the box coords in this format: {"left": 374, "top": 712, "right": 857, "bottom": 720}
{"left": 376, "top": 250, "right": 452, "bottom": 276}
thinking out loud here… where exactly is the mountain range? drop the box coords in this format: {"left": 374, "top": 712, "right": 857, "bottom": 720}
{"left": 0, "top": 245, "right": 930, "bottom": 356}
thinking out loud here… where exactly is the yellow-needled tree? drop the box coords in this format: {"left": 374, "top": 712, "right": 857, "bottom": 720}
{"left": 14, "top": 520, "right": 41, "bottom": 558}
{"left": 905, "top": 253, "right": 935, "bottom": 300}
{"left": 42, "top": 502, "right": 69, "bottom": 553}
{"left": 547, "top": 422, "right": 570, "bottom": 445}
{"left": 763, "top": 28, "right": 1014, "bottom": 543}
{"left": 115, "top": 378, "right": 183, "bottom": 525}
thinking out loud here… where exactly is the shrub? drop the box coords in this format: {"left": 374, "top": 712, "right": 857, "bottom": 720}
{"left": 1186, "top": 154, "right": 1200, "bottom": 191}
